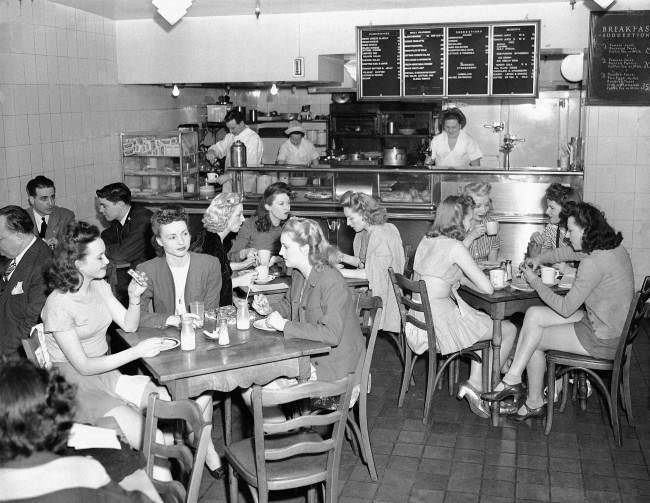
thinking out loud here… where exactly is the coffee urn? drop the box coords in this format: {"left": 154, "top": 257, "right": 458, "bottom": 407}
{"left": 231, "top": 140, "right": 247, "bottom": 168}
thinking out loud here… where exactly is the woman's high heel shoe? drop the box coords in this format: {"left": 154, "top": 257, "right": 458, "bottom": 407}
{"left": 481, "top": 381, "right": 525, "bottom": 403}
{"left": 457, "top": 381, "right": 490, "bottom": 419}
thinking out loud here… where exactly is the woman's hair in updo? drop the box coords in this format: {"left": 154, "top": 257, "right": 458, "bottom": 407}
{"left": 281, "top": 217, "right": 338, "bottom": 267}
{"left": 426, "top": 195, "right": 475, "bottom": 241}
{"left": 47, "top": 221, "right": 101, "bottom": 293}
{"left": 203, "top": 192, "right": 243, "bottom": 233}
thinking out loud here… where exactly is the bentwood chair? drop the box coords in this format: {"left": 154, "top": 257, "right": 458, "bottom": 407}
{"left": 142, "top": 393, "right": 212, "bottom": 503}
{"left": 348, "top": 293, "right": 383, "bottom": 481}
{"left": 224, "top": 376, "right": 353, "bottom": 503}
{"left": 545, "top": 277, "right": 650, "bottom": 446}
{"left": 388, "top": 268, "right": 491, "bottom": 424}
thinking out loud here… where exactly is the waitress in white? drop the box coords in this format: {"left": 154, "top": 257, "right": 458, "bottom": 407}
{"left": 276, "top": 120, "right": 320, "bottom": 167}
{"left": 427, "top": 108, "right": 482, "bottom": 168}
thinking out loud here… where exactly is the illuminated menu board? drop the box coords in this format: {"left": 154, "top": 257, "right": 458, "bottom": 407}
{"left": 587, "top": 10, "right": 650, "bottom": 105}
{"left": 357, "top": 21, "right": 539, "bottom": 99}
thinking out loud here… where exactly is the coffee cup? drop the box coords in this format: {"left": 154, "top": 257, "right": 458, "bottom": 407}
{"left": 256, "top": 265, "right": 270, "bottom": 281}
{"left": 486, "top": 221, "right": 499, "bottom": 236}
{"left": 489, "top": 269, "right": 506, "bottom": 289}
{"left": 206, "top": 172, "right": 218, "bottom": 183}
{"left": 540, "top": 266, "right": 559, "bottom": 285}
{"left": 257, "top": 249, "right": 271, "bottom": 267}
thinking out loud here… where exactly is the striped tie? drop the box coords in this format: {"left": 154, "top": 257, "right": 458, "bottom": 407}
{"left": 3, "top": 259, "right": 16, "bottom": 283}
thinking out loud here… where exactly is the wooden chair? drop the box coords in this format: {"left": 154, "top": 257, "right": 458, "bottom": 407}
{"left": 224, "top": 376, "right": 353, "bottom": 503}
{"left": 348, "top": 293, "right": 383, "bottom": 481}
{"left": 22, "top": 324, "right": 52, "bottom": 369}
{"left": 545, "top": 277, "right": 650, "bottom": 446}
{"left": 142, "top": 392, "right": 212, "bottom": 503}
{"left": 388, "top": 268, "right": 491, "bottom": 424}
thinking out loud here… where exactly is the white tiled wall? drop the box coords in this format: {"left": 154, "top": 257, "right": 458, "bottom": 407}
{"left": 0, "top": 0, "right": 331, "bottom": 226}
{"left": 583, "top": 106, "right": 650, "bottom": 288}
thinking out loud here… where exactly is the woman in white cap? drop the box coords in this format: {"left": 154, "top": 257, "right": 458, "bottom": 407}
{"left": 276, "top": 120, "right": 320, "bottom": 167}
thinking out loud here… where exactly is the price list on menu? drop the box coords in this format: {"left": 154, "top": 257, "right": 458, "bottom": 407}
{"left": 492, "top": 25, "right": 537, "bottom": 95}
{"left": 447, "top": 26, "right": 490, "bottom": 95}
{"left": 360, "top": 29, "right": 401, "bottom": 97}
{"left": 587, "top": 11, "right": 650, "bottom": 105}
{"left": 403, "top": 27, "right": 445, "bottom": 96}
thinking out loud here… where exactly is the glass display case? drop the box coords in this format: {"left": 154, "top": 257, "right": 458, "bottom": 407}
{"left": 121, "top": 130, "right": 199, "bottom": 199}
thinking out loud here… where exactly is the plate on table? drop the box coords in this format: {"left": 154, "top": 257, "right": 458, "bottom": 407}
{"left": 254, "top": 275, "right": 276, "bottom": 285}
{"left": 160, "top": 337, "right": 180, "bottom": 351}
{"left": 253, "top": 318, "right": 277, "bottom": 331}
{"left": 510, "top": 279, "right": 534, "bottom": 292}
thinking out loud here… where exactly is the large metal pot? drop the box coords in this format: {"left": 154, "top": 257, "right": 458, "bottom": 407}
{"left": 383, "top": 147, "right": 406, "bottom": 166}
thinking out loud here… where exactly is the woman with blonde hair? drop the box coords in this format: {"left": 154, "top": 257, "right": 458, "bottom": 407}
{"left": 252, "top": 217, "right": 364, "bottom": 382}
{"left": 462, "top": 182, "right": 500, "bottom": 262}
{"left": 406, "top": 196, "right": 517, "bottom": 418}
{"left": 338, "top": 191, "right": 405, "bottom": 333}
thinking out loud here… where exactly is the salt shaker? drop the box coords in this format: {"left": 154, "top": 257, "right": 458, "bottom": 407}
{"left": 217, "top": 318, "right": 230, "bottom": 346}
{"left": 505, "top": 260, "right": 513, "bottom": 282}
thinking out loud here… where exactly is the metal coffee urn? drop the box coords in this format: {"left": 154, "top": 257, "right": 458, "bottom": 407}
{"left": 230, "top": 140, "right": 247, "bottom": 168}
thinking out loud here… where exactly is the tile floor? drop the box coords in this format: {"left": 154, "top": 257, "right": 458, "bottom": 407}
{"left": 198, "top": 319, "right": 650, "bottom": 503}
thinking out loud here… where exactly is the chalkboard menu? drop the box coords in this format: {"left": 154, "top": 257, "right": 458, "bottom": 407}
{"left": 587, "top": 11, "right": 650, "bottom": 105}
{"left": 357, "top": 21, "right": 539, "bottom": 100}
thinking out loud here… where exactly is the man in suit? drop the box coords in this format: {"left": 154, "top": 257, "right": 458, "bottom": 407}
{"left": 96, "top": 182, "right": 155, "bottom": 305}
{"left": 25, "top": 176, "right": 76, "bottom": 250}
{"left": 0, "top": 206, "right": 53, "bottom": 356}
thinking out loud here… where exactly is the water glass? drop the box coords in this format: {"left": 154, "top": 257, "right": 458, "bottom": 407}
{"left": 189, "top": 301, "right": 205, "bottom": 328}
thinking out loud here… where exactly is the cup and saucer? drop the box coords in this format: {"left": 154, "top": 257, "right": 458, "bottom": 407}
{"left": 254, "top": 274, "right": 276, "bottom": 285}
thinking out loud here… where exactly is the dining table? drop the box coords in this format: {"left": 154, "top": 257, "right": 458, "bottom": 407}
{"left": 458, "top": 282, "right": 568, "bottom": 426}
{"left": 115, "top": 322, "right": 330, "bottom": 400}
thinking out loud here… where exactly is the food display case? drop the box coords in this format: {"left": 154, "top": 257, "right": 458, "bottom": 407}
{"left": 121, "top": 130, "right": 199, "bottom": 199}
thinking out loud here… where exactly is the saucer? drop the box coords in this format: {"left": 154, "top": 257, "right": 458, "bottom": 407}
{"left": 254, "top": 275, "right": 275, "bottom": 285}
{"left": 253, "top": 318, "right": 277, "bottom": 331}
{"left": 160, "top": 337, "right": 180, "bottom": 351}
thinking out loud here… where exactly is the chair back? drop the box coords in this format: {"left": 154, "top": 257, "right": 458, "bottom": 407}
{"left": 353, "top": 294, "right": 383, "bottom": 398}
{"left": 388, "top": 267, "right": 437, "bottom": 354}
{"left": 22, "top": 324, "right": 52, "bottom": 369}
{"left": 613, "top": 277, "right": 650, "bottom": 370}
{"left": 250, "top": 376, "right": 353, "bottom": 497}
{"left": 142, "top": 393, "right": 212, "bottom": 503}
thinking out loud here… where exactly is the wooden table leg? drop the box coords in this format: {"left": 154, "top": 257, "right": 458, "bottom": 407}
{"left": 490, "top": 319, "right": 502, "bottom": 427}
{"left": 298, "top": 356, "right": 312, "bottom": 382}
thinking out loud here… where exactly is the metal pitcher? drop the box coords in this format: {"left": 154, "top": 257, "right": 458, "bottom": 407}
{"left": 230, "top": 140, "right": 247, "bottom": 168}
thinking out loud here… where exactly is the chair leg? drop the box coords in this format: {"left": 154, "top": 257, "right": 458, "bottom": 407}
{"left": 571, "top": 371, "right": 578, "bottom": 402}
{"left": 447, "top": 359, "right": 456, "bottom": 395}
{"left": 545, "top": 361, "right": 556, "bottom": 436}
{"left": 481, "top": 347, "right": 490, "bottom": 392}
{"left": 622, "top": 360, "right": 634, "bottom": 425}
{"left": 345, "top": 421, "right": 359, "bottom": 457}
{"left": 398, "top": 348, "right": 415, "bottom": 407}
{"left": 228, "top": 465, "right": 238, "bottom": 503}
{"left": 423, "top": 351, "right": 437, "bottom": 424}
{"left": 578, "top": 371, "right": 588, "bottom": 411}
{"left": 357, "top": 397, "right": 377, "bottom": 481}
{"left": 611, "top": 367, "right": 623, "bottom": 447}
{"left": 559, "top": 373, "right": 570, "bottom": 413}
{"left": 307, "top": 485, "right": 317, "bottom": 503}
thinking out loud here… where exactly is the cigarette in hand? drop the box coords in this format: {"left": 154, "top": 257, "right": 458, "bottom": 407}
{"left": 127, "top": 269, "right": 147, "bottom": 287}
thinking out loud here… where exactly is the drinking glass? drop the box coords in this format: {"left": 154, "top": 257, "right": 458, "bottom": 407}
{"left": 189, "top": 301, "right": 205, "bottom": 328}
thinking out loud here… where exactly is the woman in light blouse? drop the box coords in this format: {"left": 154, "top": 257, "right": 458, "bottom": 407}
{"left": 427, "top": 108, "right": 482, "bottom": 168}
{"left": 462, "top": 182, "right": 500, "bottom": 262}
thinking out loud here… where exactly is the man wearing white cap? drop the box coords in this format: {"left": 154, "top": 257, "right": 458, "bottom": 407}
{"left": 276, "top": 121, "right": 320, "bottom": 167}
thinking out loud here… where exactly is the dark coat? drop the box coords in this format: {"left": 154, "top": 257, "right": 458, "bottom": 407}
{"left": 274, "top": 264, "right": 365, "bottom": 381}
{"left": 26, "top": 205, "right": 76, "bottom": 245}
{"left": 0, "top": 238, "right": 52, "bottom": 355}
{"left": 193, "top": 230, "right": 234, "bottom": 307}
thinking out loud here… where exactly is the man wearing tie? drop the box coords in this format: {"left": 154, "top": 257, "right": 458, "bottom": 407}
{"left": 96, "top": 182, "right": 155, "bottom": 305}
{"left": 0, "top": 206, "right": 52, "bottom": 356}
{"left": 25, "top": 176, "right": 76, "bottom": 250}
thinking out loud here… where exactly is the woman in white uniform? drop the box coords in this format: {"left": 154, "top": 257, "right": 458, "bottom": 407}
{"left": 427, "top": 108, "right": 482, "bottom": 168}
{"left": 276, "top": 120, "right": 320, "bottom": 167}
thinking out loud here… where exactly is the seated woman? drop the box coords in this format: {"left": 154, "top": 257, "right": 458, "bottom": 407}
{"left": 405, "top": 196, "right": 517, "bottom": 418}
{"left": 228, "top": 182, "right": 291, "bottom": 263}
{"left": 338, "top": 191, "right": 405, "bottom": 334}
{"left": 192, "top": 193, "right": 258, "bottom": 306}
{"left": 527, "top": 183, "right": 582, "bottom": 259}
{"left": 0, "top": 359, "right": 155, "bottom": 502}
{"left": 482, "top": 202, "right": 634, "bottom": 420}
{"left": 252, "top": 217, "right": 365, "bottom": 384}
{"left": 462, "top": 182, "right": 500, "bottom": 262}
{"left": 137, "top": 205, "right": 222, "bottom": 328}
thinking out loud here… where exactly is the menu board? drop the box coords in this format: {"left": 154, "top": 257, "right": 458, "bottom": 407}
{"left": 447, "top": 26, "right": 490, "bottom": 95}
{"left": 359, "top": 29, "right": 401, "bottom": 98}
{"left": 492, "top": 25, "right": 537, "bottom": 95}
{"left": 404, "top": 28, "right": 445, "bottom": 96}
{"left": 357, "top": 21, "right": 539, "bottom": 99}
{"left": 587, "top": 11, "right": 650, "bottom": 105}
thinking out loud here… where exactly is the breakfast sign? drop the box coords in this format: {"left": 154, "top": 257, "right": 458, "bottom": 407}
{"left": 587, "top": 10, "right": 650, "bottom": 105}
{"left": 357, "top": 21, "right": 539, "bottom": 100}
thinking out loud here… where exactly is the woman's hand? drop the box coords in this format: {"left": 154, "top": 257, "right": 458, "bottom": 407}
{"left": 266, "top": 311, "right": 287, "bottom": 331}
{"left": 127, "top": 270, "right": 148, "bottom": 300}
{"left": 216, "top": 174, "right": 231, "bottom": 185}
{"left": 466, "top": 224, "right": 486, "bottom": 243}
{"left": 520, "top": 262, "right": 538, "bottom": 284}
{"left": 530, "top": 231, "right": 544, "bottom": 246}
{"left": 252, "top": 294, "right": 271, "bottom": 315}
{"left": 135, "top": 338, "right": 162, "bottom": 358}
{"left": 240, "top": 248, "right": 258, "bottom": 261}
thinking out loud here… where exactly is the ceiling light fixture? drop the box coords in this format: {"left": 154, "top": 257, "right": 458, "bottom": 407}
{"left": 153, "top": 0, "right": 193, "bottom": 26}
{"left": 171, "top": 84, "right": 180, "bottom": 97}
{"left": 270, "top": 83, "right": 279, "bottom": 96}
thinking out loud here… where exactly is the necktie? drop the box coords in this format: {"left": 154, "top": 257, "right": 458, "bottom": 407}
{"left": 3, "top": 259, "right": 16, "bottom": 283}
{"left": 39, "top": 217, "right": 48, "bottom": 239}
